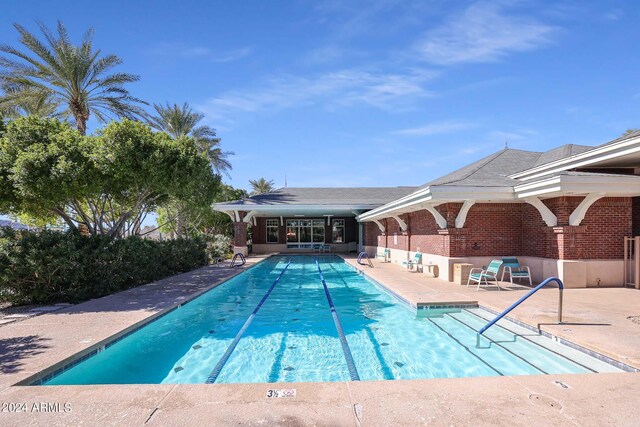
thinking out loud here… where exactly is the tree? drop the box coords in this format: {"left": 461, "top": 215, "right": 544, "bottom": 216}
{"left": 249, "top": 178, "right": 275, "bottom": 195}
{"left": 0, "top": 21, "right": 146, "bottom": 135}
{"left": 622, "top": 129, "right": 640, "bottom": 137}
{"left": 156, "top": 184, "right": 248, "bottom": 239}
{"left": 148, "top": 102, "right": 232, "bottom": 175}
{"left": 0, "top": 85, "right": 62, "bottom": 118}
{"left": 0, "top": 116, "right": 219, "bottom": 237}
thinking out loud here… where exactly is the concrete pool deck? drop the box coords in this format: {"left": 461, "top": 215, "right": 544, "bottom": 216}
{"left": 341, "top": 256, "right": 640, "bottom": 370}
{"left": 0, "top": 254, "right": 639, "bottom": 426}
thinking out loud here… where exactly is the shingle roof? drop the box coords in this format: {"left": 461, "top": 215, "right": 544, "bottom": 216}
{"left": 418, "top": 149, "right": 543, "bottom": 189}
{"left": 222, "top": 187, "right": 418, "bottom": 206}
{"left": 533, "top": 144, "right": 594, "bottom": 167}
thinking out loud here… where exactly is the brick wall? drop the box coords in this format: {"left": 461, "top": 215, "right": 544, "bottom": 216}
{"left": 363, "top": 197, "right": 632, "bottom": 260}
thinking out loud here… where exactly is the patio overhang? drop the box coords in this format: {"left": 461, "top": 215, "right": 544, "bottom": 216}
{"left": 213, "top": 203, "right": 375, "bottom": 219}
{"left": 514, "top": 173, "right": 640, "bottom": 199}
{"left": 356, "top": 185, "right": 514, "bottom": 223}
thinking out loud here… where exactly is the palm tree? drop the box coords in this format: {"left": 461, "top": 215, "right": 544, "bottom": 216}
{"left": 249, "top": 178, "right": 275, "bottom": 195}
{"left": 622, "top": 129, "right": 640, "bottom": 137}
{"left": 148, "top": 102, "right": 232, "bottom": 175}
{"left": 0, "top": 21, "right": 146, "bottom": 135}
{"left": 0, "top": 84, "right": 62, "bottom": 118}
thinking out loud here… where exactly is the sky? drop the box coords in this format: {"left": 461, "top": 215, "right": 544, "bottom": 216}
{"left": 1, "top": 0, "right": 639, "bottom": 194}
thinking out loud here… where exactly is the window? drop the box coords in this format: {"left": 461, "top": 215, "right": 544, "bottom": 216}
{"left": 266, "top": 219, "right": 279, "bottom": 243}
{"left": 286, "top": 219, "right": 325, "bottom": 245}
{"left": 332, "top": 219, "right": 345, "bottom": 243}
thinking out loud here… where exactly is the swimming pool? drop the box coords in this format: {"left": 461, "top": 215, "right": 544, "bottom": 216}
{"left": 41, "top": 255, "right": 621, "bottom": 385}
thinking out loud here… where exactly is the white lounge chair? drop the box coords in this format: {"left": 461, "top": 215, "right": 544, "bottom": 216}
{"left": 467, "top": 260, "right": 503, "bottom": 291}
{"left": 402, "top": 253, "right": 423, "bottom": 272}
{"left": 500, "top": 257, "right": 532, "bottom": 286}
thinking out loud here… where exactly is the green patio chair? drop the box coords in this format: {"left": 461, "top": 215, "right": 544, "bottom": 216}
{"left": 467, "top": 259, "right": 503, "bottom": 291}
{"left": 500, "top": 257, "right": 532, "bottom": 286}
{"left": 376, "top": 248, "right": 390, "bottom": 262}
{"left": 402, "top": 252, "right": 423, "bottom": 272}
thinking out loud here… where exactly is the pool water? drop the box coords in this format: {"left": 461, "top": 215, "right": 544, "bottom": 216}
{"left": 43, "top": 255, "right": 620, "bottom": 385}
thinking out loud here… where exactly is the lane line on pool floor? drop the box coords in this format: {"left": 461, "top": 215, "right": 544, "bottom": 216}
{"left": 315, "top": 259, "right": 361, "bottom": 381}
{"left": 205, "top": 261, "right": 292, "bottom": 384}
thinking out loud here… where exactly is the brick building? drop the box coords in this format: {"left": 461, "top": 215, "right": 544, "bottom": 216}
{"left": 216, "top": 131, "right": 640, "bottom": 288}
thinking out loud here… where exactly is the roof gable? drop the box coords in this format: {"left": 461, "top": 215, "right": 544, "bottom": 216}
{"left": 533, "top": 144, "right": 594, "bottom": 167}
{"left": 419, "top": 149, "right": 542, "bottom": 188}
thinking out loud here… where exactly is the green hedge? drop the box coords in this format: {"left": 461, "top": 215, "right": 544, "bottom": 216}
{"left": 0, "top": 228, "right": 207, "bottom": 304}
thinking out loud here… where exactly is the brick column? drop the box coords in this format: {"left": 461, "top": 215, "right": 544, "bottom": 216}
{"left": 437, "top": 228, "right": 469, "bottom": 257}
{"left": 232, "top": 211, "right": 248, "bottom": 256}
{"left": 552, "top": 226, "right": 586, "bottom": 260}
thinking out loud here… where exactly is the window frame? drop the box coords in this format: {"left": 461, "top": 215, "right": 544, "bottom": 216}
{"left": 266, "top": 219, "right": 279, "bottom": 243}
{"left": 332, "top": 219, "right": 345, "bottom": 243}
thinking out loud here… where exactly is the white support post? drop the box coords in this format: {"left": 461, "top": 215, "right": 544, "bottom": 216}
{"left": 372, "top": 219, "right": 386, "bottom": 233}
{"left": 569, "top": 193, "right": 605, "bottom": 226}
{"left": 233, "top": 210, "right": 240, "bottom": 222}
{"left": 455, "top": 200, "right": 475, "bottom": 228}
{"left": 423, "top": 205, "right": 448, "bottom": 229}
{"left": 524, "top": 197, "right": 557, "bottom": 227}
{"left": 223, "top": 211, "right": 235, "bottom": 221}
{"left": 242, "top": 210, "right": 256, "bottom": 223}
{"left": 280, "top": 216, "right": 284, "bottom": 226}
{"left": 391, "top": 215, "right": 408, "bottom": 232}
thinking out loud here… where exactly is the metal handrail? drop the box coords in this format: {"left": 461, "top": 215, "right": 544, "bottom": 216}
{"left": 476, "top": 277, "right": 564, "bottom": 347}
{"left": 315, "top": 260, "right": 360, "bottom": 381}
{"left": 206, "top": 262, "right": 291, "bottom": 383}
{"left": 357, "top": 252, "right": 373, "bottom": 268}
{"left": 229, "top": 253, "right": 246, "bottom": 268}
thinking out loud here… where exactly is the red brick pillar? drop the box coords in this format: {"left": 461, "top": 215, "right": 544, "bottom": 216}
{"left": 437, "top": 228, "right": 469, "bottom": 257}
{"left": 232, "top": 212, "right": 248, "bottom": 256}
{"left": 552, "top": 226, "right": 586, "bottom": 260}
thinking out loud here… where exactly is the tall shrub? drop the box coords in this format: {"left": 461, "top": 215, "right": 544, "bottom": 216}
{"left": 0, "top": 228, "right": 206, "bottom": 304}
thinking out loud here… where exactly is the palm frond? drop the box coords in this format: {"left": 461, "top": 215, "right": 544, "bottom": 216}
{"left": 0, "top": 20, "right": 147, "bottom": 133}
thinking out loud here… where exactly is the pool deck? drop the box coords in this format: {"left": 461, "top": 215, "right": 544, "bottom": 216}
{"left": 341, "top": 256, "right": 640, "bottom": 371}
{"left": 0, "top": 255, "right": 639, "bottom": 426}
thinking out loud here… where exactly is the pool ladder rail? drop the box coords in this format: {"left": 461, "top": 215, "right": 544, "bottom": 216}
{"left": 357, "top": 252, "right": 373, "bottom": 268}
{"left": 476, "top": 276, "right": 564, "bottom": 348}
{"left": 229, "top": 253, "right": 246, "bottom": 268}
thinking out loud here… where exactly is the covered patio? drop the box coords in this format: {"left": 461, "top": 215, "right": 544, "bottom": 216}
{"left": 214, "top": 187, "right": 416, "bottom": 255}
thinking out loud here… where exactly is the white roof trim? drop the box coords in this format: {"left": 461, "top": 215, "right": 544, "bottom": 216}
{"left": 214, "top": 203, "right": 379, "bottom": 212}
{"left": 357, "top": 186, "right": 514, "bottom": 221}
{"left": 515, "top": 174, "right": 640, "bottom": 198}
{"left": 510, "top": 134, "right": 640, "bottom": 181}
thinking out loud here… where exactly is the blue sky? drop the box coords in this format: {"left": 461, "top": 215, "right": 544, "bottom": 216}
{"left": 1, "top": 0, "right": 639, "bottom": 192}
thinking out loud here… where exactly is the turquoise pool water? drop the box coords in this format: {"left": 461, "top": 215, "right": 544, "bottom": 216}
{"left": 43, "top": 255, "right": 618, "bottom": 385}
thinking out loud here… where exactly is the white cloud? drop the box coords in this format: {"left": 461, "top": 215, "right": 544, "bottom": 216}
{"left": 392, "top": 120, "right": 477, "bottom": 136}
{"left": 415, "top": 1, "right": 557, "bottom": 65}
{"left": 151, "top": 43, "right": 252, "bottom": 62}
{"left": 199, "top": 68, "right": 437, "bottom": 121}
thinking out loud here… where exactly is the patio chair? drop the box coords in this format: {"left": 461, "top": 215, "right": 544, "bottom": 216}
{"left": 402, "top": 252, "right": 423, "bottom": 272}
{"left": 467, "top": 260, "right": 503, "bottom": 291}
{"left": 500, "top": 257, "right": 532, "bottom": 286}
{"left": 376, "top": 248, "right": 390, "bottom": 262}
